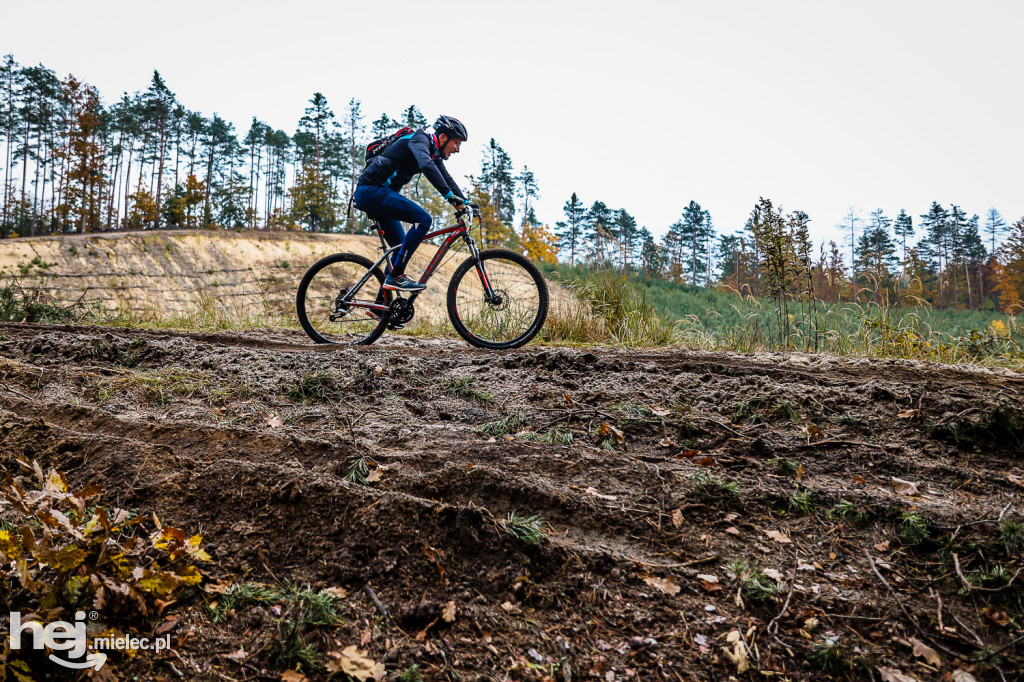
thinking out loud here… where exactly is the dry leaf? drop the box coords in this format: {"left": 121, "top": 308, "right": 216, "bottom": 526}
{"left": 874, "top": 540, "right": 890, "bottom": 552}
{"left": 280, "top": 670, "right": 308, "bottom": 682}
{"left": 891, "top": 477, "right": 920, "bottom": 496}
{"left": 640, "top": 573, "right": 681, "bottom": 595}
{"left": 910, "top": 637, "right": 941, "bottom": 666}
{"left": 372, "top": 365, "right": 383, "bottom": 378}
{"left": 598, "top": 422, "right": 626, "bottom": 444}
{"left": 724, "top": 513, "right": 738, "bottom": 522}
{"left": 722, "top": 629, "right": 750, "bottom": 673}
{"left": 795, "top": 463, "right": 807, "bottom": 481}
{"left": 266, "top": 414, "right": 284, "bottom": 428}
{"left": 696, "top": 573, "right": 721, "bottom": 593}
{"left": 762, "top": 568, "right": 784, "bottom": 581}
{"left": 876, "top": 667, "right": 917, "bottom": 682}
{"left": 563, "top": 392, "right": 574, "bottom": 406}
{"left": 766, "top": 529, "right": 792, "bottom": 544}
{"left": 224, "top": 648, "right": 247, "bottom": 661}
{"left": 659, "top": 437, "right": 676, "bottom": 448}
{"left": 442, "top": 600, "right": 456, "bottom": 623}
{"left": 694, "top": 456, "right": 717, "bottom": 467}
{"left": 584, "top": 486, "right": 617, "bottom": 501}
{"left": 649, "top": 405, "right": 672, "bottom": 417}
{"left": 985, "top": 608, "right": 1010, "bottom": 627}
{"left": 323, "top": 586, "right": 348, "bottom": 599}
{"left": 326, "top": 646, "right": 384, "bottom": 682}
{"left": 897, "top": 408, "right": 920, "bottom": 419}
{"left": 671, "top": 508, "right": 684, "bottom": 529}
{"left": 360, "top": 629, "right": 372, "bottom": 646}
{"left": 853, "top": 475, "right": 867, "bottom": 484}
{"left": 725, "top": 526, "right": 740, "bottom": 535}
{"left": 952, "top": 671, "right": 978, "bottom": 682}
{"left": 1007, "top": 474, "right": 1024, "bottom": 488}
{"left": 804, "top": 423, "right": 824, "bottom": 441}
{"left": 364, "top": 463, "right": 383, "bottom": 483}
{"left": 205, "top": 578, "right": 233, "bottom": 594}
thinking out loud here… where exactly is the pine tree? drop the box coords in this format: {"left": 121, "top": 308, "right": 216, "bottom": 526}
{"left": 402, "top": 105, "right": 428, "bottom": 130}
{"left": 584, "top": 200, "right": 614, "bottom": 267}
{"left": 893, "top": 209, "right": 914, "bottom": 266}
{"left": 370, "top": 113, "right": 398, "bottom": 139}
{"left": 984, "top": 208, "right": 1006, "bottom": 255}
{"left": 638, "top": 227, "right": 664, "bottom": 276}
{"left": 680, "top": 201, "right": 713, "bottom": 285}
{"left": 837, "top": 208, "right": 862, "bottom": 301}
{"left": 344, "top": 98, "right": 364, "bottom": 232}
{"left": 919, "top": 202, "right": 950, "bottom": 307}
{"left": 143, "top": 71, "right": 176, "bottom": 229}
{"left": 516, "top": 165, "right": 538, "bottom": 227}
{"left": 479, "top": 139, "right": 515, "bottom": 226}
{"left": 614, "top": 209, "right": 640, "bottom": 272}
{"left": 554, "top": 192, "right": 585, "bottom": 265}
{"left": 854, "top": 209, "right": 898, "bottom": 303}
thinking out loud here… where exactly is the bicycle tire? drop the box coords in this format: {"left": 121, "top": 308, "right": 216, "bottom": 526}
{"left": 447, "top": 248, "right": 548, "bottom": 350}
{"left": 296, "top": 252, "right": 391, "bottom": 345}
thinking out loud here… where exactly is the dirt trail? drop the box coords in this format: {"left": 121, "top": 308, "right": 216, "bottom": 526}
{"left": 1, "top": 324, "right": 1022, "bottom": 681}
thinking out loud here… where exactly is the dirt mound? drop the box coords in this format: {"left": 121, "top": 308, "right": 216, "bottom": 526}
{"left": 1, "top": 324, "right": 1023, "bottom": 680}
{"left": 0, "top": 230, "right": 557, "bottom": 325}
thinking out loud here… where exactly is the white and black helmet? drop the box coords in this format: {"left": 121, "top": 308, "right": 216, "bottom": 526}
{"left": 434, "top": 115, "right": 468, "bottom": 142}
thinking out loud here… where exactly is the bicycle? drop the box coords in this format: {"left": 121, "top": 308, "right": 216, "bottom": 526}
{"left": 296, "top": 205, "right": 549, "bottom": 349}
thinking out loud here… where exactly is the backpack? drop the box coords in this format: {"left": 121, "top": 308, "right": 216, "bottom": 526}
{"left": 364, "top": 126, "right": 415, "bottom": 165}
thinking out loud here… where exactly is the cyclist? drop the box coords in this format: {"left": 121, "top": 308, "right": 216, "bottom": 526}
{"left": 353, "top": 115, "right": 471, "bottom": 293}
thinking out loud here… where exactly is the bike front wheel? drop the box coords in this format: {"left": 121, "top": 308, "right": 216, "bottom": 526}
{"left": 296, "top": 253, "right": 391, "bottom": 345}
{"left": 447, "top": 249, "right": 548, "bottom": 350}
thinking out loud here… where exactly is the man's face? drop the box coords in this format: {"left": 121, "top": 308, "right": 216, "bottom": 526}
{"left": 438, "top": 133, "right": 461, "bottom": 160}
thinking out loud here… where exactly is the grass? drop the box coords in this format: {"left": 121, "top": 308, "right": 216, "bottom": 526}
{"left": 477, "top": 412, "right": 525, "bottom": 437}
{"left": 688, "top": 471, "right": 740, "bottom": 497}
{"left": 789, "top": 488, "right": 814, "bottom": 515}
{"left": 440, "top": 375, "right": 494, "bottom": 406}
{"left": 729, "top": 558, "right": 779, "bottom": 603}
{"left": 809, "top": 636, "right": 849, "bottom": 674}
{"left": 899, "top": 513, "right": 930, "bottom": 545}
{"left": 286, "top": 371, "right": 339, "bottom": 403}
{"left": 500, "top": 512, "right": 547, "bottom": 544}
{"left": 1002, "top": 521, "right": 1024, "bottom": 553}
{"left": 827, "top": 500, "right": 872, "bottom": 527}
{"left": 207, "top": 581, "right": 346, "bottom": 672}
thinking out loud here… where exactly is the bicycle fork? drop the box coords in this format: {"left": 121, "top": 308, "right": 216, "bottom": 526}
{"left": 463, "top": 234, "right": 502, "bottom": 305}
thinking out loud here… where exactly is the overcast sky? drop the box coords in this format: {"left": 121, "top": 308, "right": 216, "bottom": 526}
{"left": 3, "top": 0, "right": 1022, "bottom": 248}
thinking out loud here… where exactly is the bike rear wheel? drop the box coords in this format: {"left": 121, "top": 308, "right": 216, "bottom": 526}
{"left": 447, "top": 249, "right": 548, "bottom": 350}
{"left": 296, "top": 253, "right": 391, "bottom": 345}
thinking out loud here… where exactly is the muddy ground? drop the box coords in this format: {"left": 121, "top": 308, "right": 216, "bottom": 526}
{"left": 1, "top": 322, "right": 1022, "bottom": 681}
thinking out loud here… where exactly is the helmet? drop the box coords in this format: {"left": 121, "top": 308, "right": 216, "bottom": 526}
{"left": 434, "top": 115, "right": 468, "bottom": 142}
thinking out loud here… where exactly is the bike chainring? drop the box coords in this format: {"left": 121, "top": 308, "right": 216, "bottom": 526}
{"left": 389, "top": 297, "right": 416, "bottom": 329}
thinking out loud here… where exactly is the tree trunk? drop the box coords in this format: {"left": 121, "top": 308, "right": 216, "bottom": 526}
{"left": 155, "top": 114, "right": 166, "bottom": 229}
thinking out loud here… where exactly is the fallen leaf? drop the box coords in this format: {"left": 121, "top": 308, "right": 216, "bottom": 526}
{"left": 266, "top": 414, "right": 284, "bottom": 428}
{"left": 323, "top": 586, "right": 348, "bottom": 599}
{"left": 640, "top": 573, "right": 681, "bottom": 595}
{"left": 722, "top": 629, "right": 750, "bottom": 673}
{"left": 155, "top": 617, "right": 180, "bottom": 636}
{"left": 204, "top": 578, "right": 233, "bottom": 594}
{"left": 1007, "top": 474, "right": 1024, "bottom": 488}
{"left": 372, "top": 365, "right": 383, "bottom": 378}
{"left": 280, "top": 670, "right": 308, "bottom": 682}
{"left": 360, "top": 629, "right": 372, "bottom": 646}
{"left": 762, "top": 568, "right": 784, "bottom": 581}
{"left": 224, "top": 648, "right": 247, "bottom": 661}
{"left": 696, "top": 573, "right": 721, "bottom": 593}
{"left": 853, "top": 475, "right": 867, "bottom": 485}
{"left": 325, "top": 646, "right": 385, "bottom": 682}
{"left": 891, "top": 477, "right": 920, "bottom": 496}
{"left": 681, "top": 449, "right": 700, "bottom": 458}
{"left": 584, "top": 486, "right": 617, "bottom": 501}
{"left": 598, "top": 422, "right": 626, "bottom": 444}
{"left": 694, "top": 456, "right": 717, "bottom": 467}
{"left": 563, "top": 392, "right": 574, "bottom": 406}
{"left": 803, "top": 423, "right": 824, "bottom": 441}
{"left": 952, "top": 671, "right": 978, "bottom": 682}
{"left": 876, "top": 666, "right": 917, "bottom": 682}
{"left": 659, "top": 437, "right": 676, "bottom": 448}
{"left": 724, "top": 513, "right": 739, "bottom": 522}
{"left": 795, "top": 463, "right": 807, "bottom": 481}
{"left": 873, "top": 540, "right": 890, "bottom": 552}
{"left": 696, "top": 573, "right": 718, "bottom": 583}
{"left": 910, "top": 637, "right": 942, "bottom": 666}
{"left": 442, "top": 600, "right": 456, "bottom": 623}
{"left": 985, "top": 608, "right": 1010, "bottom": 627}
{"left": 766, "top": 529, "right": 792, "bottom": 544}
{"left": 897, "top": 408, "right": 920, "bottom": 419}
{"left": 725, "top": 526, "right": 740, "bottom": 535}
{"left": 671, "top": 508, "right": 684, "bottom": 529}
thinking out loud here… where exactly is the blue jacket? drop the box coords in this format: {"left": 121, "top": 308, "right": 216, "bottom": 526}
{"left": 358, "top": 130, "right": 465, "bottom": 201}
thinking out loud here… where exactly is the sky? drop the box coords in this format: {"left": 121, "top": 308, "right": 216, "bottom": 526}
{"left": 2, "top": 0, "right": 1022, "bottom": 249}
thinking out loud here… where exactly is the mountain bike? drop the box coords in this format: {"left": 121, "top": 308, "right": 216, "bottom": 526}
{"left": 296, "top": 206, "right": 549, "bottom": 349}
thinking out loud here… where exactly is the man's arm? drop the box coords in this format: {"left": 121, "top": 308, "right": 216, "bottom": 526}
{"left": 408, "top": 133, "right": 459, "bottom": 199}
{"left": 435, "top": 160, "right": 465, "bottom": 201}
